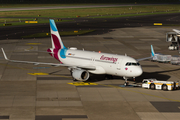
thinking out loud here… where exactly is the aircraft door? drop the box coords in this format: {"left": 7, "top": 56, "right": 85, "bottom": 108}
{"left": 90, "top": 57, "right": 95, "bottom": 65}
{"left": 116, "top": 59, "right": 122, "bottom": 70}
{"left": 117, "top": 62, "right": 120, "bottom": 70}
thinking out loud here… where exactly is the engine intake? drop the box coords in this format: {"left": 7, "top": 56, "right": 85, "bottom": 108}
{"left": 72, "top": 69, "right": 89, "bottom": 81}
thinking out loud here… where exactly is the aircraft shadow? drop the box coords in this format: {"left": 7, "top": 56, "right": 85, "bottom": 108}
{"left": 87, "top": 68, "right": 180, "bottom": 83}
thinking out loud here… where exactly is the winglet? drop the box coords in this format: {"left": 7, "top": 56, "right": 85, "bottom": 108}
{"left": 151, "top": 45, "right": 155, "bottom": 57}
{"left": 1, "top": 48, "right": 9, "bottom": 60}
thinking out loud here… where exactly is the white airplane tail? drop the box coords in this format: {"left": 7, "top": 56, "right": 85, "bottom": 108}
{"left": 49, "top": 19, "right": 66, "bottom": 49}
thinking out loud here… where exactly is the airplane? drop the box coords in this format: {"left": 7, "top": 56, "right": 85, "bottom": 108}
{"left": 173, "top": 29, "right": 180, "bottom": 37}
{"left": 1, "top": 19, "right": 154, "bottom": 86}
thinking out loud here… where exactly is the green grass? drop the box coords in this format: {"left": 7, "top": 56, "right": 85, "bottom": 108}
{"left": 22, "top": 30, "right": 95, "bottom": 38}
{"left": 0, "top": 19, "right": 72, "bottom": 27}
{"left": 0, "top": 18, "right": 31, "bottom": 22}
{"left": 1, "top": 5, "right": 180, "bottom": 18}
{"left": 0, "top": 4, "right": 113, "bottom": 8}
{"left": 90, "top": 11, "right": 180, "bottom": 18}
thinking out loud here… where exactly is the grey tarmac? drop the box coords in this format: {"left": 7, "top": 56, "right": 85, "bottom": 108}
{"left": 0, "top": 26, "right": 180, "bottom": 120}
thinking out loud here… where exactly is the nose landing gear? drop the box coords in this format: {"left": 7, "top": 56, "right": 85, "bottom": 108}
{"left": 123, "top": 77, "right": 135, "bottom": 86}
{"left": 123, "top": 76, "right": 129, "bottom": 86}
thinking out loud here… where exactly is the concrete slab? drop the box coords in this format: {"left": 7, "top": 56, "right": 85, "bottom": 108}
{"left": 36, "top": 101, "right": 59, "bottom": 107}
{"left": 77, "top": 88, "right": 103, "bottom": 101}
{"left": 97, "top": 88, "right": 126, "bottom": 101}
{"left": 161, "top": 113, "right": 180, "bottom": 120}
{"left": 83, "top": 101, "right": 141, "bottom": 120}
{"left": 137, "top": 112, "right": 167, "bottom": 120}
{"left": 62, "top": 118, "right": 88, "bottom": 120}
{"left": 59, "top": 101, "right": 83, "bottom": 106}
{"left": 9, "top": 107, "right": 35, "bottom": 120}
{"left": 0, "top": 81, "right": 36, "bottom": 96}
{"left": 13, "top": 96, "right": 35, "bottom": 107}
{"left": 36, "top": 107, "right": 86, "bottom": 115}
{"left": 128, "top": 101, "right": 159, "bottom": 112}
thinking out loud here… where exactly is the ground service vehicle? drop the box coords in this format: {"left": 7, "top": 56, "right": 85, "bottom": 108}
{"left": 142, "top": 79, "right": 179, "bottom": 91}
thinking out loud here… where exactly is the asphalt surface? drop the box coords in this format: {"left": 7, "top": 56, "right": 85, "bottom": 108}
{"left": 1, "top": 12, "right": 180, "bottom": 40}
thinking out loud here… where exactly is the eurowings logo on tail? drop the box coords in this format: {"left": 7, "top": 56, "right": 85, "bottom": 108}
{"left": 50, "top": 19, "right": 66, "bottom": 49}
{"left": 48, "top": 19, "right": 67, "bottom": 62}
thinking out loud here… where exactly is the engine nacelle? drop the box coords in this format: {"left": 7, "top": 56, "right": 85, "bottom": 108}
{"left": 72, "top": 69, "right": 90, "bottom": 81}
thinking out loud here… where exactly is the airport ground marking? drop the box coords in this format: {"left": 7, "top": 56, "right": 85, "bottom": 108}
{"left": 154, "top": 23, "right": 162, "bottom": 25}
{"left": 68, "top": 82, "right": 98, "bottom": 86}
{"left": 25, "top": 46, "right": 34, "bottom": 51}
{"left": 28, "top": 72, "right": 72, "bottom": 78}
{"left": 25, "top": 21, "right": 38, "bottom": 23}
{"left": 28, "top": 72, "right": 49, "bottom": 75}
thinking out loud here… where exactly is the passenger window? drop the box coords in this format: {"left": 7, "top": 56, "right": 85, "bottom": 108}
{"left": 125, "top": 63, "right": 129, "bottom": 66}
{"left": 132, "top": 63, "right": 136, "bottom": 66}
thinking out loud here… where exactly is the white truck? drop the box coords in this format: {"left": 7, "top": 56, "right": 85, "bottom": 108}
{"left": 142, "top": 79, "right": 179, "bottom": 91}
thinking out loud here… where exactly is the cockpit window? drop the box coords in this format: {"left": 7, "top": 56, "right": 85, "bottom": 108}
{"left": 125, "top": 62, "right": 140, "bottom": 66}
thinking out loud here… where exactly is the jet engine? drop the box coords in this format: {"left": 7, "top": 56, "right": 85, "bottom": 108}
{"left": 72, "top": 69, "right": 90, "bottom": 81}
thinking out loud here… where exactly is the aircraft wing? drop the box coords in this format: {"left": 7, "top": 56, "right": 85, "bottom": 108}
{"left": 136, "top": 56, "right": 152, "bottom": 62}
{"left": 1, "top": 48, "right": 96, "bottom": 70}
{"left": 24, "top": 49, "right": 51, "bottom": 53}
{"left": 173, "top": 29, "right": 180, "bottom": 34}
{"left": 136, "top": 45, "right": 154, "bottom": 62}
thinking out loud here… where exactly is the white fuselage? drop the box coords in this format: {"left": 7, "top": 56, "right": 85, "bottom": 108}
{"left": 57, "top": 48, "right": 143, "bottom": 78}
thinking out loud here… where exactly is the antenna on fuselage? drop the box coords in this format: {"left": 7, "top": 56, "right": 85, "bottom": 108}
{"left": 125, "top": 53, "right": 127, "bottom": 56}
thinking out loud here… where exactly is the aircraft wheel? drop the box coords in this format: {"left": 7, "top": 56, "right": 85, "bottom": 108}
{"left": 73, "top": 78, "right": 78, "bottom": 81}
{"left": 124, "top": 82, "right": 129, "bottom": 86}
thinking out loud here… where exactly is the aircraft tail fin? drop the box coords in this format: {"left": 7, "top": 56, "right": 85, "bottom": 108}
{"left": 151, "top": 45, "right": 155, "bottom": 57}
{"left": 49, "top": 19, "right": 66, "bottom": 49}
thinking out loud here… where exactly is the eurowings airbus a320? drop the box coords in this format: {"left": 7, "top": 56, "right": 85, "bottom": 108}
{"left": 1, "top": 19, "right": 154, "bottom": 86}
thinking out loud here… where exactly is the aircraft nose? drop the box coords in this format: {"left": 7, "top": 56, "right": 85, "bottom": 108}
{"left": 136, "top": 67, "right": 143, "bottom": 76}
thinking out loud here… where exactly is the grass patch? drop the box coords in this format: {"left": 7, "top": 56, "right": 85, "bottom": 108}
{"left": 0, "top": 5, "right": 180, "bottom": 18}
{"left": 90, "top": 11, "right": 180, "bottom": 18}
{"left": 0, "top": 18, "right": 30, "bottom": 22}
{"left": 0, "top": 19, "right": 72, "bottom": 27}
{"left": 22, "top": 30, "right": 95, "bottom": 38}
{"left": 0, "top": 4, "right": 113, "bottom": 8}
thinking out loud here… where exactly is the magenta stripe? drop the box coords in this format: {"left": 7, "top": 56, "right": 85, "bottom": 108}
{"left": 47, "top": 48, "right": 62, "bottom": 63}
{"left": 52, "top": 34, "right": 61, "bottom": 49}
